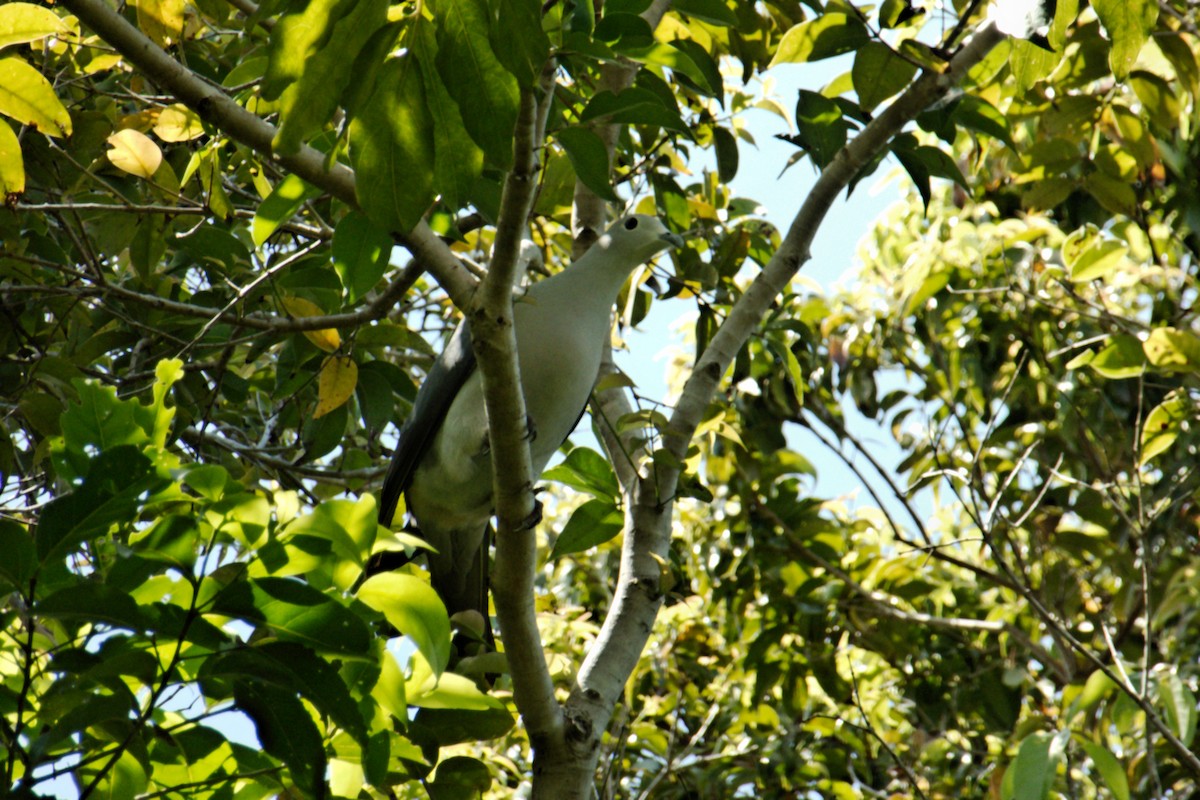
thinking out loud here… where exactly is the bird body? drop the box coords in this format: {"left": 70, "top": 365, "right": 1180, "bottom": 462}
{"left": 379, "top": 214, "right": 683, "bottom": 621}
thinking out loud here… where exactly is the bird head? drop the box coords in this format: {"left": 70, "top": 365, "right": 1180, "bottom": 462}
{"left": 594, "top": 214, "right": 685, "bottom": 265}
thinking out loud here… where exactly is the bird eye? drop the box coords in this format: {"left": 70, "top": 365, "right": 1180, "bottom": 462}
{"left": 624, "top": 217, "right": 639, "bottom": 230}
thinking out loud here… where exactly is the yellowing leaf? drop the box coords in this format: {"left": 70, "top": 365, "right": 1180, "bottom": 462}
{"left": 281, "top": 296, "right": 341, "bottom": 352}
{"left": 0, "top": 121, "right": 24, "bottom": 195}
{"left": 0, "top": 57, "right": 72, "bottom": 137}
{"left": 1140, "top": 392, "right": 1188, "bottom": 466}
{"left": 1143, "top": 327, "right": 1200, "bottom": 372}
{"left": 153, "top": 104, "right": 204, "bottom": 142}
{"left": 136, "top": 0, "right": 184, "bottom": 47}
{"left": 106, "top": 129, "right": 162, "bottom": 178}
{"left": 0, "top": 3, "right": 70, "bottom": 49}
{"left": 315, "top": 356, "right": 357, "bottom": 418}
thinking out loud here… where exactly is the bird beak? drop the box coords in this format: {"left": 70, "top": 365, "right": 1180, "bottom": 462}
{"left": 660, "top": 231, "right": 685, "bottom": 249}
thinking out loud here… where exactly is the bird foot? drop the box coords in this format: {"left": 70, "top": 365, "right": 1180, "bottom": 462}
{"left": 524, "top": 413, "right": 537, "bottom": 442}
{"left": 518, "top": 499, "right": 544, "bottom": 531}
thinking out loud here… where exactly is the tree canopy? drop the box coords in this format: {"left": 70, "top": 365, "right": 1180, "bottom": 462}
{"left": 2, "top": 0, "right": 1199, "bottom": 798}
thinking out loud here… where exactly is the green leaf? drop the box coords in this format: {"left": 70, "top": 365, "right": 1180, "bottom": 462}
{"left": 579, "top": 87, "right": 688, "bottom": 132}
{"left": 0, "top": 520, "right": 35, "bottom": 589}
{"left": 671, "top": 0, "right": 737, "bottom": 26}
{"left": 211, "top": 577, "right": 373, "bottom": 655}
{"left": 0, "top": 3, "right": 69, "bottom": 48}
{"left": 769, "top": 14, "right": 870, "bottom": 67}
{"left": 234, "top": 680, "right": 328, "bottom": 799}
{"left": 1092, "top": 0, "right": 1157, "bottom": 79}
{"left": 427, "top": 756, "right": 493, "bottom": 799}
{"left": 129, "top": 513, "right": 198, "bottom": 570}
{"left": 1137, "top": 393, "right": 1185, "bottom": 465}
{"left": 1064, "top": 236, "right": 1127, "bottom": 282}
{"left": 1077, "top": 739, "right": 1130, "bottom": 800}
{"left": 411, "top": 21, "right": 484, "bottom": 209}
{"left": 668, "top": 38, "right": 723, "bottom": 98}
{"left": 37, "top": 582, "right": 148, "bottom": 632}
{"left": 283, "top": 496, "right": 378, "bottom": 590}
{"left": 349, "top": 53, "right": 436, "bottom": 232}
{"left": 1086, "top": 334, "right": 1146, "bottom": 379}
{"left": 263, "top": 0, "right": 388, "bottom": 153}
{"left": 550, "top": 498, "right": 624, "bottom": 559}
{"left": 0, "top": 119, "right": 23, "bottom": 194}
{"left": 204, "top": 641, "right": 368, "bottom": 746}
{"left": 433, "top": 0, "right": 519, "bottom": 168}
{"left": 789, "top": 89, "right": 848, "bottom": 169}
{"left": 852, "top": 41, "right": 917, "bottom": 111}
{"left": 1001, "top": 731, "right": 1063, "bottom": 800}
{"left": 713, "top": 125, "right": 739, "bottom": 182}
{"left": 490, "top": 0, "right": 551, "bottom": 87}
{"left": 357, "top": 572, "right": 452, "bottom": 675}
{"left": 557, "top": 126, "right": 619, "bottom": 201}
{"left": 1143, "top": 327, "right": 1200, "bottom": 372}
{"left": 333, "top": 211, "right": 394, "bottom": 303}
{"left": 253, "top": 173, "right": 320, "bottom": 247}
{"left": 1157, "top": 671, "right": 1198, "bottom": 746}
{"left": 952, "top": 95, "right": 1014, "bottom": 148}
{"left": 541, "top": 447, "right": 621, "bottom": 501}
{"left": 0, "top": 56, "right": 72, "bottom": 137}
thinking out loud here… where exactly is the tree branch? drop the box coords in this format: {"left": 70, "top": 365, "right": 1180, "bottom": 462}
{"left": 471, "top": 88, "right": 563, "bottom": 743}
{"left": 565, "top": 18, "right": 1010, "bottom": 791}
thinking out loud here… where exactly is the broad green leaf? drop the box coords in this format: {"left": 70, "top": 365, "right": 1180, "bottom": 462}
{"left": 371, "top": 647, "right": 408, "bottom": 720}
{"left": 490, "top": 0, "right": 551, "bottom": 87}
{"left": 0, "top": 520, "right": 35, "bottom": 589}
{"left": 672, "top": 0, "right": 737, "bottom": 26}
{"left": 1086, "top": 334, "right": 1146, "bottom": 379}
{"left": 37, "top": 447, "right": 165, "bottom": 564}
{"left": 315, "top": 356, "right": 358, "bottom": 419}
{"left": 265, "top": 0, "right": 387, "bottom": 153}
{"left": 1143, "top": 327, "right": 1200, "bottom": 372}
{"left": 355, "top": 364, "right": 396, "bottom": 436}
{"left": 852, "top": 41, "right": 917, "bottom": 111}
{"left": 1157, "top": 671, "right": 1198, "bottom": 746}
{"left": 1077, "top": 739, "right": 1129, "bottom": 800}
{"left": 253, "top": 173, "right": 320, "bottom": 246}
{"left": 769, "top": 14, "right": 869, "bottom": 67}
{"left": 205, "top": 641, "right": 368, "bottom": 746}
{"left": 1065, "top": 238, "right": 1127, "bottom": 282}
{"left": 713, "top": 125, "right": 739, "bottom": 182}
{"left": 0, "top": 119, "right": 23, "bottom": 194}
{"left": 1009, "top": 38, "right": 1061, "bottom": 95}
{"left": 541, "top": 447, "right": 620, "bottom": 500}
{"left": 427, "top": 756, "right": 493, "bottom": 798}
{"left": 579, "top": 87, "right": 688, "bottom": 132}
{"left": 1084, "top": 171, "right": 1137, "bottom": 217}
{"left": 0, "top": 57, "right": 72, "bottom": 137}
{"left": 349, "top": 54, "right": 436, "bottom": 232}
{"left": 550, "top": 498, "right": 624, "bottom": 558}
{"left": 129, "top": 513, "right": 198, "bottom": 569}
{"left": 37, "top": 582, "right": 148, "bottom": 632}
{"left": 557, "top": 126, "right": 619, "bottom": 201}
{"left": 406, "top": 651, "right": 504, "bottom": 711}
{"left": 789, "top": 89, "right": 847, "bottom": 169}
{"left": 210, "top": 576, "right": 373, "bottom": 655}
{"left": 411, "top": 21, "right": 484, "bottom": 210}
{"left": 284, "top": 496, "right": 377, "bottom": 577}
{"left": 433, "top": 0, "right": 519, "bottom": 168}
{"left": 0, "top": 3, "right": 69, "bottom": 48}
{"left": 357, "top": 572, "right": 452, "bottom": 675}
{"left": 668, "top": 38, "right": 723, "bottom": 98}
{"left": 233, "top": 680, "right": 328, "bottom": 799}
{"left": 1001, "top": 731, "right": 1063, "bottom": 800}
{"left": 1093, "top": 0, "right": 1157, "bottom": 78}
{"left": 952, "top": 95, "right": 1013, "bottom": 148}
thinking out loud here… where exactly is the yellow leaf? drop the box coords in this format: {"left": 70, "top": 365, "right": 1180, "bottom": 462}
{"left": 0, "top": 3, "right": 70, "bottom": 49}
{"left": 136, "top": 0, "right": 184, "bottom": 46}
{"left": 153, "top": 104, "right": 203, "bottom": 142}
{"left": 315, "top": 356, "right": 357, "bottom": 419}
{"left": 106, "top": 128, "right": 162, "bottom": 178}
{"left": 0, "top": 57, "right": 72, "bottom": 137}
{"left": 0, "top": 120, "right": 24, "bottom": 195}
{"left": 281, "top": 296, "right": 341, "bottom": 352}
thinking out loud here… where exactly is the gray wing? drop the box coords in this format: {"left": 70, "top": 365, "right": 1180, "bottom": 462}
{"left": 378, "top": 321, "right": 477, "bottom": 526}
